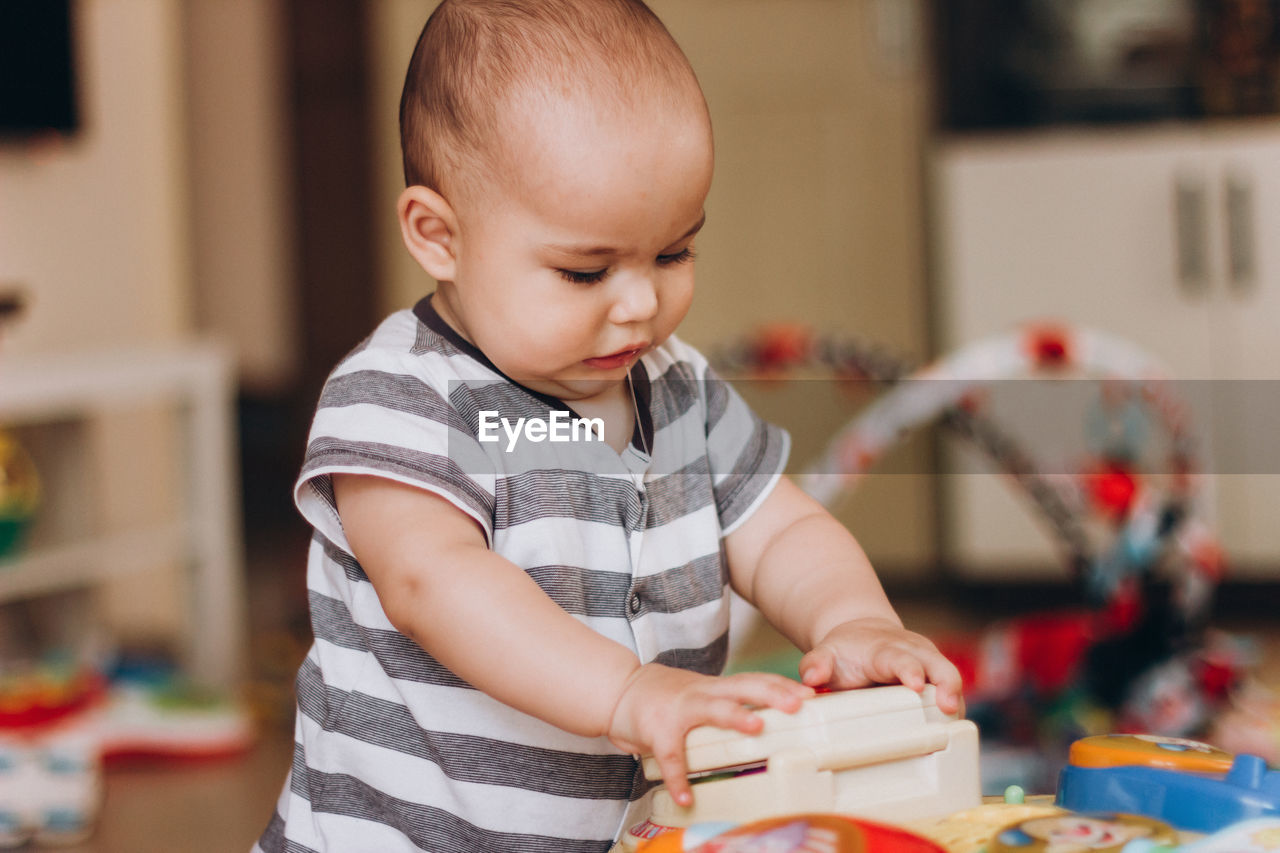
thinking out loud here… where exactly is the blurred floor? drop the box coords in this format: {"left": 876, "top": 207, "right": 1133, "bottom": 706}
{"left": 59, "top": 734, "right": 294, "bottom": 853}
{"left": 60, "top": 528, "right": 309, "bottom": 853}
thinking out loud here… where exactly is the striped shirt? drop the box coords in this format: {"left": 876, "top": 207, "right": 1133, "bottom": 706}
{"left": 257, "top": 295, "right": 789, "bottom": 853}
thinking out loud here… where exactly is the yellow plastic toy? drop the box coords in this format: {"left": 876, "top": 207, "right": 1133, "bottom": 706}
{"left": 903, "top": 799, "right": 1066, "bottom": 853}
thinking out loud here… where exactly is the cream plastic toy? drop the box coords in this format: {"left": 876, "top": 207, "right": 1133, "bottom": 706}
{"left": 615, "top": 685, "right": 982, "bottom": 852}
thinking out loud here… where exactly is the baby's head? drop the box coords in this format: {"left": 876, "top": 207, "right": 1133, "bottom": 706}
{"left": 398, "top": 0, "right": 707, "bottom": 208}
{"left": 397, "top": 0, "right": 714, "bottom": 403}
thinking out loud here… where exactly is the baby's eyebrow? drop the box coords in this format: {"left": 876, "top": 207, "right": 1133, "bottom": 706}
{"left": 672, "top": 212, "right": 707, "bottom": 245}
{"left": 545, "top": 211, "right": 706, "bottom": 257}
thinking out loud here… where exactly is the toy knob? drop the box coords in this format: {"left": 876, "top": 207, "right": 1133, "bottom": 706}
{"left": 1225, "top": 754, "right": 1268, "bottom": 790}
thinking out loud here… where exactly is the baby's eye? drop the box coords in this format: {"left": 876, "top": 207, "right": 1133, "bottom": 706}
{"left": 556, "top": 267, "right": 609, "bottom": 285}
{"left": 657, "top": 247, "right": 697, "bottom": 266}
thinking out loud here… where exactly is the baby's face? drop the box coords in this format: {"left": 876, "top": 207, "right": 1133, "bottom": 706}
{"left": 439, "top": 88, "right": 714, "bottom": 404}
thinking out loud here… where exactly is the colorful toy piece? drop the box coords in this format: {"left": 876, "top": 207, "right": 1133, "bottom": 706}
{"left": 990, "top": 816, "right": 1280, "bottom": 853}
{"left": 1056, "top": 735, "right": 1280, "bottom": 833}
{"left": 989, "top": 813, "right": 1178, "bottom": 853}
{"left": 613, "top": 686, "right": 981, "bottom": 852}
{"left": 0, "top": 731, "right": 100, "bottom": 849}
{"left": 1158, "top": 817, "right": 1280, "bottom": 853}
{"left": 0, "top": 431, "right": 39, "bottom": 559}
{"left": 0, "top": 294, "right": 40, "bottom": 560}
{"left": 0, "top": 666, "right": 104, "bottom": 731}
{"left": 637, "top": 814, "right": 950, "bottom": 853}
{"left": 901, "top": 795, "right": 1066, "bottom": 853}
{"left": 0, "top": 670, "right": 252, "bottom": 847}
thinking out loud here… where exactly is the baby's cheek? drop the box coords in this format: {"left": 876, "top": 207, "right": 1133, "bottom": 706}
{"left": 660, "top": 278, "right": 694, "bottom": 327}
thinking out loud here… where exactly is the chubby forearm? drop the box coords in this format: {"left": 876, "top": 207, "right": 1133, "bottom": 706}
{"left": 726, "top": 477, "right": 900, "bottom": 651}
{"left": 746, "top": 508, "right": 901, "bottom": 651}
{"left": 383, "top": 543, "right": 641, "bottom": 738}
{"left": 726, "top": 478, "right": 963, "bottom": 710}
{"left": 334, "top": 473, "right": 639, "bottom": 739}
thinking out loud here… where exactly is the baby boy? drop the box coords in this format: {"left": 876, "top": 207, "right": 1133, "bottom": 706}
{"left": 256, "top": 1, "right": 962, "bottom": 851}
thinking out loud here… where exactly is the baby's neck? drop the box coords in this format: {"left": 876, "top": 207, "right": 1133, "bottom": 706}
{"left": 567, "top": 379, "right": 636, "bottom": 454}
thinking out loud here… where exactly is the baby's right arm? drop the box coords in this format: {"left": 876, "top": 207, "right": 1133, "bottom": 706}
{"left": 333, "top": 473, "right": 811, "bottom": 804}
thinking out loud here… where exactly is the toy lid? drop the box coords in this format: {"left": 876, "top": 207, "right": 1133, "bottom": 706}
{"left": 643, "top": 685, "right": 950, "bottom": 780}
{"left": 1068, "top": 735, "right": 1234, "bottom": 773}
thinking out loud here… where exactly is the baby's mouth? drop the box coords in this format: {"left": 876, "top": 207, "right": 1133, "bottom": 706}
{"left": 583, "top": 345, "right": 646, "bottom": 369}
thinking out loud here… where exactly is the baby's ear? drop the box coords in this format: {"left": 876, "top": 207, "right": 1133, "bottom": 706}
{"left": 398, "top": 185, "right": 458, "bottom": 281}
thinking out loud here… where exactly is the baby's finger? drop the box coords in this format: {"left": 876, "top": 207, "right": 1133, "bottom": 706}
{"left": 696, "top": 694, "right": 767, "bottom": 736}
{"left": 651, "top": 735, "right": 694, "bottom": 808}
{"left": 874, "top": 648, "right": 926, "bottom": 692}
{"left": 924, "top": 655, "right": 964, "bottom": 714}
{"left": 719, "top": 673, "right": 813, "bottom": 713}
{"left": 798, "top": 647, "right": 836, "bottom": 687}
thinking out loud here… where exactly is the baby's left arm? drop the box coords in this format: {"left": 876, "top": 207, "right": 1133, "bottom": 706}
{"left": 725, "top": 476, "right": 963, "bottom": 714}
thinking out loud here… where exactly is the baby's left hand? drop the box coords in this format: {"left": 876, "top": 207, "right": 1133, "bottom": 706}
{"left": 798, "top": 617, "right": 963, "bottom": 714}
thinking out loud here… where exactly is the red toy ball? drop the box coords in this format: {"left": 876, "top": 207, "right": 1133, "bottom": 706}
{"left": 1085, "top": 465, "right": 1139, "bottom": 520}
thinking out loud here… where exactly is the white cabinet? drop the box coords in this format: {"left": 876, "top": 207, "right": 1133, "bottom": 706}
{"left": 0, "top": 344, "right": 246, "bottom": 686}
{"left": 932, "top": 121, "right": 1280, "bottom": 576}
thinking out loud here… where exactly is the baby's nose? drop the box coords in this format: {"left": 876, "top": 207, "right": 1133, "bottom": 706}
{"left": 609, "top": 274, "right": 659, "bottom": 323}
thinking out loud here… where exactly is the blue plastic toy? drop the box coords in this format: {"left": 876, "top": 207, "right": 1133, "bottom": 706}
{"left": 1056, "top": 734, "right": 1280, "bottom": 833}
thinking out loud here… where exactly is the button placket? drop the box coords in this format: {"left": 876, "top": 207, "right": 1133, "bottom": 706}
{"left": 628, "top": 529, "right": 645, "bottom": 579}
{"left": 627, "top": 470, "right": 647, "bottom": 553}
{"left": 623, "top": 466, "right": 650, "bottom": 657}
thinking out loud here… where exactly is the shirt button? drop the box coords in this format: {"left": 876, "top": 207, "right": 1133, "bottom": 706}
{"left": 628, "top": 592, "right": 642, "bottom": 615}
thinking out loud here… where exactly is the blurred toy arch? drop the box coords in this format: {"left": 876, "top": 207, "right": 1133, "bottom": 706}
{"left": 712, "top": 320, "right": 1270, "bottom": 785}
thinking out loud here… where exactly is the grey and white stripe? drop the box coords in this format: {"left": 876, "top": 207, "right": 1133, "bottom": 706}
{"left": 257, "top": 296, "right": 788, "bottom": 852}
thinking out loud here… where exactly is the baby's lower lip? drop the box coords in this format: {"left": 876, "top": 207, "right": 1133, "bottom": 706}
{"left": 584, "top": 349, "right": 641, "bottom": 369}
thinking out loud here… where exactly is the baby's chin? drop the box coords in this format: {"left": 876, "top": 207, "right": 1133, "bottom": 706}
{"left": 549, "top": 375, "right": 629, "bottom": 402}
{"left": 486, "top": 360, "right": 601, "bottom": 394}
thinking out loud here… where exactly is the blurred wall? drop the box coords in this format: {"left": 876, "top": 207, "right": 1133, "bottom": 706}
{"left": 0, "top": 0, "right": 190, "bottom": 355}
{"left": 183, "top": 0, "right": 297, "bottom": 394}
{"left": 0, "top": 0, "right": 192, "bottom": 641}
{"left": 369, "top": 0, "right": 429, "bottom": 318}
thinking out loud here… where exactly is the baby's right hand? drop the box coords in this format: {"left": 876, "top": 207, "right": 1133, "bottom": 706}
{"left": 606, "top": 663, "right": 813, "bottom": 807}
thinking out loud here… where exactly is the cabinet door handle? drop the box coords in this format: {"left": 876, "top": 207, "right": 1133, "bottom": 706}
{"left": 1175, "top": 172, "right": 1209, "bottom": 296}
{"left": 1225, "top": 168, "right": 1257, "bottom": 294}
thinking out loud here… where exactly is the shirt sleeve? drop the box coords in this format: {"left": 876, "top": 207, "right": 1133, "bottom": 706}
{"left": 294, "top": 355, "right": 497, "bottom": 552}
{"left": 701, "top": 361, "right": 791, "bottom": 535}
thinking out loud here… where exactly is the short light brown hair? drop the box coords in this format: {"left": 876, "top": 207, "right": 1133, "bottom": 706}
{"left": 399, "top": 0, "right": 700, "bottom": 197}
